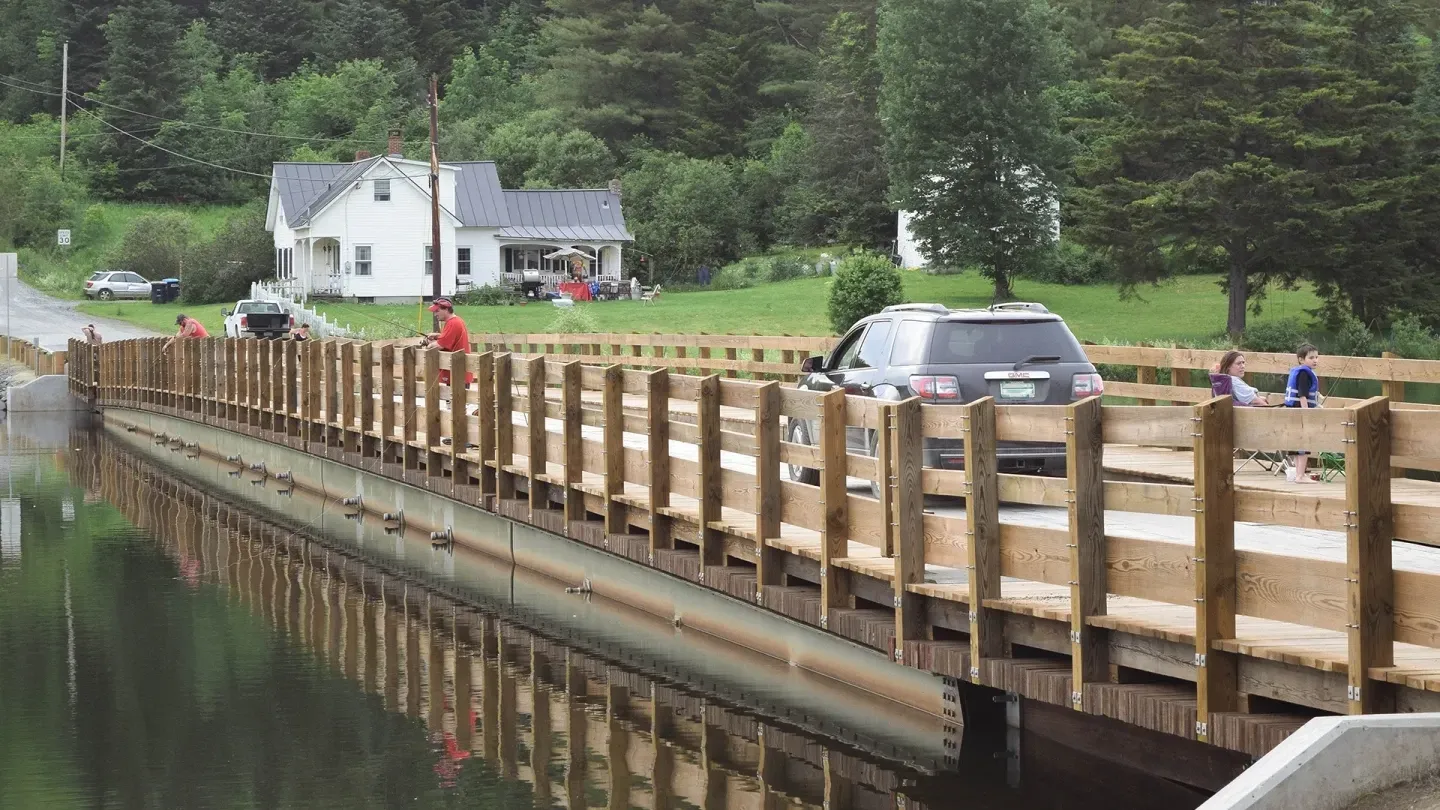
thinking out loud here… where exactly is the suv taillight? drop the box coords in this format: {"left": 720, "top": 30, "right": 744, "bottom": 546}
{"left": 1072, "top": 372, "right": 1104, "bottom": 398}
{"left": 910, "top": 375, "right": 960, "bottom": 400}
{"left": 240, "top": 315, "right": 248, "bottom": 328}
{"left": 85, "top": 281, "right": 93, "bottom": 287}
{"left": 289, "top": 315, "right": 295, "bottom": 328}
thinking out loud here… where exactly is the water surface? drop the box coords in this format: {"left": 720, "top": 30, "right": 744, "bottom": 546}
{"left": 0, "top": 420, "right": 1210, "bottom": 809}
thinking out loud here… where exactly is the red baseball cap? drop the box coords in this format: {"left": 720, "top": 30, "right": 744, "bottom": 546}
{"left": 428, "top": 297, "right": 454, "bottom": 312}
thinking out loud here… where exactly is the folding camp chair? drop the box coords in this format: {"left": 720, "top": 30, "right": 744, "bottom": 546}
{"left": 1211, "top": 374, "right": 1292, "bottom": 476}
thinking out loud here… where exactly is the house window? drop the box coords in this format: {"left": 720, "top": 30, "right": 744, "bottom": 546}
{"left": 457, "top": 247, "right": 471, "bottom": 276}
{"left": 355, "top": 245, "right": 372, "bottom": 276}
{"left": 374, "top": 179, "right": 390, "bottom": 202}
{"left": 424, "top": 245, "right": 433, "bottom": 275}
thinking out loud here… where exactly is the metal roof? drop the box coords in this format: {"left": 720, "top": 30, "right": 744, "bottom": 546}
{"left": 273, "top": 162, "right": 351, "bottom": 227}
{"left": 498, "top": 189, "right": 633, "bottom": 243}
{"left": 450, "top": 161, "right": 510, "bottom": 227}
{"left": 271, "top": 160, "right": 630, "bottom": 241}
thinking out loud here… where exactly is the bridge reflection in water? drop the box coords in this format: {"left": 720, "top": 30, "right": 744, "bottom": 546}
{"left": 46, "top": 427, "right": 1209, "bottom": 810}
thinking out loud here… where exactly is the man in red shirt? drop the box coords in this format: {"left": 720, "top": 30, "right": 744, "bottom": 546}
{"left": 166, "top": 313, "right": 209, "bottom": 350}
{"left": 421, "top": 297, "right": 474, "bottom": 387}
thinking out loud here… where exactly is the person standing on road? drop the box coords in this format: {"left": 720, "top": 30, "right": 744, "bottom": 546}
{"left": 421, "top": 298, "right": 474, "bottom": 388}
{"left": 166, "top": 313, "right": 209, "bottom": 351}
{"left": 81, "top": 324, "right": 102, "bottom": 345}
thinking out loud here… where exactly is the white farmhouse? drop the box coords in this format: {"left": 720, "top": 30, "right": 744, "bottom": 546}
{"left": 265, "top": 142, "right": 632, "bottom": 303}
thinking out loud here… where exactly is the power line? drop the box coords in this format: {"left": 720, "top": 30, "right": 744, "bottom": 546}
{"left": 70, "top": 104, "right": 276, "bottom": 178}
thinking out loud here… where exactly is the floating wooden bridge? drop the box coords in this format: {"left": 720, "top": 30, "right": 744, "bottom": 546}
{"left": 62, "top": 331, "right": 1440, "bottom": 766}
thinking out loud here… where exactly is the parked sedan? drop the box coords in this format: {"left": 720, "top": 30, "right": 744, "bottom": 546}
{"left": 84, "top": 270, "right": 152, "bottom": 300}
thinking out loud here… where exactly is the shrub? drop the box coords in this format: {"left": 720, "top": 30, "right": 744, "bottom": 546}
{"left": 765, "top": 255, "right": 808, "bottom": 282}
{"left": 1242, "top": 319, "right": 1312, "bottom": 355}
{"left": 182, "top": 206, "right": 273, "bottom": 303}
{"left": 110, "top": 212, "right": 195, "bottom": 284}
{"left": 1331, "top": 315, "right": 1382, "bottom": 359}
{"left": 827, "top": 252, "right": 904, "bottom": 333}
{"left": 547, "top": 304, "right": 600, "bottom": 334}
{"left": 1386, "top": 315, "right": 1440, "bottom": 361}
{"left": 1022, "top": 239, "right": 1114, "bottom": 284}
{"left": 710, "top": 263, "right": 757, "bottom": 290}
{"left": 454, "top": 284, "right": 516, "bottom": 306}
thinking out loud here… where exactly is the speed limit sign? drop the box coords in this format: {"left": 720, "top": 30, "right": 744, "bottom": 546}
{"left": 57, "top": 229, "right": 71, "bottom": 246}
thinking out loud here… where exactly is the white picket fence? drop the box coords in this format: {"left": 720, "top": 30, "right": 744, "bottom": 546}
{"left": 248, "top": 281, "right": 353, "bottom": 339}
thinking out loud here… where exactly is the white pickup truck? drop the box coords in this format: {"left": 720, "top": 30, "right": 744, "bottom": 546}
{"left": 221, "top": 300, "right": 293, "bottom": 339}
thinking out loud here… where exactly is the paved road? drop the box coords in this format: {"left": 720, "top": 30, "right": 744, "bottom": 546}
{"left": 2, "top": 279, "right": 159, "bottom": 350}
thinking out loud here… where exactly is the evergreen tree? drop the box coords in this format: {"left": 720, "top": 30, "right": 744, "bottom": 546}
{"left": 60, "top": 0, "right": 121, "bottom": 97}
{"left": 392, "top": 0, "right": 476, "bottom": 79}
{"left": 314, "top": 0, "right": 415, "bottom": 70}
{"left": 879, "top": 0, "right": 1068, "bottom": 301}
{"left": 1302, "top": 0, "right": 1439, "bottom": 326}
{"left": 538, "top": 0, "right": 689, "bottom": 149}
{"left": 92, "top": 0, "right": 188, "bottom": 199}
{"left": 800, "top": 11, "right": 891, "bottom": 247}
{"left": 1071, "top": 0, "right": 1335, "bottom": 338}
{"left": 0, "top": 0, "right": 62, "bottom": 121}
{"left": 209, "top": 0, "right": 313, "bottom": 79}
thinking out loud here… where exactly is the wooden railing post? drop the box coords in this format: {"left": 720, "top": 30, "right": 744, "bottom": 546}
{"left": 476, "top": 352, "right": 496, "bottom": 500}
{"left": 324, "top": 340, "right": 340, "bottom": 448}
{"left": 284, "top": 339, "right": 300, "bottom": 437}
{"left": 755, "top": 381, "right": 782, "bottom": 603}
{"left": 963, "top": 397, "right": 1001, "bottom": 683}
{"left": 1136, "top": 364, "right": 1157, "bottom": 406}
{"left": 341, "top": 342, "right": 357, "bottom": 452}
{"left": 647, "top": 369, "right": 672, "bottom": 560}
{"left": 819, "top": 388, "right": 850, "bottom": 627}
{"left": 562, "top": 361, "right": 584, "bottom": 527}
{"left": 1067, "top": 396, "right": 1106, "bottom": 710}
{"left": 496, "top": 354, "right": 516, "bottom": 500}
{"left": 450, "top": 350, "right": 470, "bottom": 491}
{"left": 379, "top": 344, "right": 396, "bottom": 461}
{"left": 236, "top": 339, "right": 250, "bottom": 426}
{"left": 1381, "top": 352, "right": 1405, "bottom": 478}
{"left": 401, "top": 346, "right": 418, "bottom": 470}
{"left": 424, "top": 347, "right": 443, "bottom": 482}
{"left": 602, "top": 365, "right": 625, "bottom": 534}
{"left": 1193, "top": 395, "right": 1237, "bottom": 742}
{"left": 1346, "top": 396, "right": 1394, "bottom": 713}
{"left": 259, "top": 337, "right": 273, "bottom": 430}
{"left": 526, "top": 356, "right": 548, "bottom": 511}
{"left": 307, "top": 340, "right": 324, "bottom": 445}
{"left": 698, "top": 375, "right": 724, "bottom": 577}
{"left": 893, "top": 397, "right": 924, "bottom": 660}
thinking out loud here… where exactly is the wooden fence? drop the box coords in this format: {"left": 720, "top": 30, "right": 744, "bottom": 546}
{"left": 2, "top": 336, "right": 67, "bottom": 376}
{"left": 69, "top": 335, "right": 1440, "bottom": 758}
{"left": 471, "top": 332, "right": 1434, "bottom": 405}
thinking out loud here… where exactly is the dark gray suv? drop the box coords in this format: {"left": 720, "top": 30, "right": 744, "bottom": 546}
{"left": 786, "top": 302, "right": 1103, "bottom": 484}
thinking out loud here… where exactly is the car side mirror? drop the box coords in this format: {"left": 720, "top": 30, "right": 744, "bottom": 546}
{"left": 800, "top": 356, "right": 823, "bottom": 374}
{"left": 221, "top": 309, "right": 231, "bottom": 317}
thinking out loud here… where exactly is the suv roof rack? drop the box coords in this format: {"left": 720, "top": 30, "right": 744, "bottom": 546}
{"left": 988, "top": 302, "right": 1050, "bottom": 314}
{"left": 881, "top": 303, "right": 950, "bottom": 315}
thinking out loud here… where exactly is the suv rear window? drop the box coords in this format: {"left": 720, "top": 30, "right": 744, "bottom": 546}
{"left": 236, "top": 302, "right": 283, "bottom": 314}
{"left": 890, "top": 320, "right": 1087, "bottom": 365}
{"left": 89, "top": 272, "right": 109, "bottom": 281}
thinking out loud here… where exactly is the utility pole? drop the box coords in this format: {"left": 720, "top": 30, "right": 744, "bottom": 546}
{"left": 428, "top": 73, "right": 442, "bottom": 328}
{"left": 59, "top": 41, "right": 68, "bottom": 178}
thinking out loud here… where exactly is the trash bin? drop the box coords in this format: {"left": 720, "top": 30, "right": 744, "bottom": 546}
{"left": 150, "top": 279, "right": 180, "bottom": 304}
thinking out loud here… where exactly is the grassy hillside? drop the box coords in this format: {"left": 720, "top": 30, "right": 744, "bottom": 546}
{"left": 309, "top": 272, "right": 1320, "bottom": 344}
{"left": 18, "top": 203, "right": 242, "bottom": 299}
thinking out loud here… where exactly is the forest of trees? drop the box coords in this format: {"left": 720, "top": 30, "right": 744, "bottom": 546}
{"left": 0, "top": 0, "right": 1437, "bottom": 334}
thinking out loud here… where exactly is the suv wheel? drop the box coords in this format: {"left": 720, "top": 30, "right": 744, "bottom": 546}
{"left": 785, "top": 419, "right": 819, "bottom": 485}
{"left": 97, "top": 288, "right": 114, "bottom": 300}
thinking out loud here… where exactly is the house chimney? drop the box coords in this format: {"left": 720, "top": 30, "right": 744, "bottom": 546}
{"left": 607, "top": 178, "right": 622, "bottom": 198}
{"left": 387, "top": 129, "right": 403, "bottom": 158}
{"left": 354, "top": 149, "right": 372, "bottom": 161}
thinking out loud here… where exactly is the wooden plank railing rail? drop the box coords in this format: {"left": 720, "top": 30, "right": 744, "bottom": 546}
{"left": 69, "top": 335, "right": 1440, "bottom": 759}
{"left": 2, "top": 335, "right": 69, "bottom": 380}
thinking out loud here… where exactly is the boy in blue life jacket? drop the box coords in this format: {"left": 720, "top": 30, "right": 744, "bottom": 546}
{"left": 1284, "top": 343, "right": 1321, "bottom": 482}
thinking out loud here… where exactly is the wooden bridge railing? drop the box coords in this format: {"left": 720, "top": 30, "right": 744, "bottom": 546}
{"left": 68, "top": 335, "right": 1440, "bottom": 756}
{"left": 2, "top": 335, "right": 67, "bottom": 377}
{"left": 470, "top": 331, "right": 1435, "bottom": 406}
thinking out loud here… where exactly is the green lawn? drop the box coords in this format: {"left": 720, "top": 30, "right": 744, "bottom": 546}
{"left": 76, "top": 301, "right": 227, "bottom": 336}
{"left": 308, "top": 272, "right": 1319, "bottom": 345}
